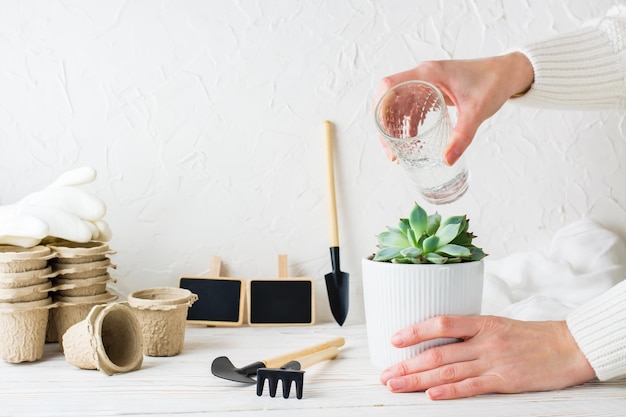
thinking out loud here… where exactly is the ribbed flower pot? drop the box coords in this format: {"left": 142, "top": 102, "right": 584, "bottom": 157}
{"left": 62, "top": 303, "right": 143, "bottom": 375}
{"left": 361, "top": 258, "right": 484, "bottom": 369}
{"left": 127, "top": 287, "right": 198, "bottom": 357}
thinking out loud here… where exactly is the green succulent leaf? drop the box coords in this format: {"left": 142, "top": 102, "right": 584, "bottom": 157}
{"left": 426, "top": 213, "right": 441, "bottom": 235}
{"left": 371, "top": 204, "right": 486, "bottom": 264}
{"left": 400, "top": 247, "right": 422, "bottom": 258}
{"left": 409, "top": 203, "right": 428, "bottom": 237}
{"left": 422, "top": 235, "right": 440, "bottom": 253}
{"left": 391, "top": 257, "right": 414, "bottom": 264}
{"left": 441, "top": 215, "right": 467, "bottom": 230}
{"left": 416, "top": 233, "right": 426, "bottom": 248}
{"left": 436, "top": 244, "right": 471, "bottom": 258}
{"left": 407, "top": 228, "right": 418, "bottom": 248}
{"left": 444, "top": 257, "right": 462, "bottom": 263}
{"left": 373, "top": 246, "right": 403, "bottom": 261}
{"left": 450, "top": 232, "right": 472, "bottom": 246}
{"left": 377, "top": 230, "right": 410, "bottom": 248}
{"left": 424, "top": 252, "right": 447, "bottom": 264}
{"left": 398, "top": 218, "right": 410, "bottom": 234}
{"left": 435, "top": 222, "right": 462, "bottom": 246}
{"left": 469, "top": 246, "right": 487, "bottom": 261}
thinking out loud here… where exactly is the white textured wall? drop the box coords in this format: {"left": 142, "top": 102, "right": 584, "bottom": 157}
{"left": 1, "top": 0, "right": 624, "bottom": 324}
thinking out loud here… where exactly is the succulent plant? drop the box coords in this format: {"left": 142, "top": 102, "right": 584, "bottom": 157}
{"left": 372, "top": 202, "right": 487, "bottom": 264}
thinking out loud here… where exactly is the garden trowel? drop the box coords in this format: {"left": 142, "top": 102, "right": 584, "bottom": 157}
{"left": 323, "top": 120, "right": 349, "bottom": 326}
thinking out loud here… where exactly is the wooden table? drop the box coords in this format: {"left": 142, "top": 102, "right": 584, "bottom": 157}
{"left": 2, "top": 323, "right": 626, "bottom": 416}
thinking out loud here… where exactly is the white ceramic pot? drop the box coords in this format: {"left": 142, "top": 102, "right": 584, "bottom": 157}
{"left": 361, "top": 258, "right": 484, "bottom": 370}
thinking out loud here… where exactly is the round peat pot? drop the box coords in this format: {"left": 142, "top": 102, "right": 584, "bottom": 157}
{"left": 0, "top": 267, "right": 55, "bottom": 289}
{"left": 52, "top": 292, "right": 118, "bottom": 344}
{"left": 0, "top": 297, "right": 56, "bottom": 363}
{"left": 62, "top": 303, "right": 143, "bottom": 375}
{"left": 0, "top": 281, "right": 52, "bottom": 303}
{"left": 127, "top": 287, "right": 197, "bottom": 357}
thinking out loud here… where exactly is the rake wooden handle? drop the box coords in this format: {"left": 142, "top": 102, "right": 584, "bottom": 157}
{"left": 324, "top": 120, "right": 340, "bottom": 248}
{"left": 263, "top": 336, "right": 345, "bottom": 369}
{"left": 290, "top": 346, "right": 340, "bottom": 369}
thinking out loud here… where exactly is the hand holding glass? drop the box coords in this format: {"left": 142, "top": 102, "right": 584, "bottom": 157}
{"left": 375, "top": 80, "right": 468, "bottom": 204}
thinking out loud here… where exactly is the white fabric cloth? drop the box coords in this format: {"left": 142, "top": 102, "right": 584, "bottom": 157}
{"left": 482, "top": 219, "right": 626, "bottom": 321}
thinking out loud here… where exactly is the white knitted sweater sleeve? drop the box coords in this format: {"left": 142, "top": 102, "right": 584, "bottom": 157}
{"left": 514, "top": 6, "right": 626, "bottom": 382}
{"left": 566, "top": 280, "right": 626, "bottom": 381}
{"left": 512, "top": 7, "right": 626, "bottom": 108}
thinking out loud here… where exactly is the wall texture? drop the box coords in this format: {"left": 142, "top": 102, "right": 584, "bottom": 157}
{"left": 1, "top": 0, "right": 624, "bottom": 324}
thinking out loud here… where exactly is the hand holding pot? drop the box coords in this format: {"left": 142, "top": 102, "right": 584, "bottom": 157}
{"left": 380, "top": 315, "right": 595, "bottom": 400}
{"left": 0, "top": 167, "right": 111, "bottom": 247}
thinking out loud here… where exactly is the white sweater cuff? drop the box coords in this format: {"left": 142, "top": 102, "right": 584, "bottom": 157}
{"left": 512, "top": 17, "right": 626, "bottom": 109}
{"left": 566, "top": 279, "right": 626, "bottom": 381}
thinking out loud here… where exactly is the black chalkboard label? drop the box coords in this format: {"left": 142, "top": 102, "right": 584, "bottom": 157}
{"left": 247, "top": 279, "right": 315, "bottom": 326}
{"left": 179, "top": 276, "right": 245, "bottom": 326}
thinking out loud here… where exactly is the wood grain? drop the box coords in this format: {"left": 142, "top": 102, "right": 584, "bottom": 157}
{"left": 1, "top": 323, "right": 625, "bottom": 416}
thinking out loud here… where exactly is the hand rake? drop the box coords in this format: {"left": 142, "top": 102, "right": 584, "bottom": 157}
{"left": 256, "top": 346, "right": 340, "bottom": 399}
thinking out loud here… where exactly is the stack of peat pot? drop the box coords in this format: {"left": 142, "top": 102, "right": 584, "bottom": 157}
{"left": 0, "top": 246, "right": 58, "bottom": 363}
{"left": 47, "top": 240, "right": 118, "bottom": 345}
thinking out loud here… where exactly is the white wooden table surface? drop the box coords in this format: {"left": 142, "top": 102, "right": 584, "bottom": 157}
{"left": 2, "top": 322, "right": 626, "bottom": 417}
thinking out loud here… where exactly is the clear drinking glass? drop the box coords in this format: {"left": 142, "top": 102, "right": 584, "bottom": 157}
{"left": 375, "top": 80, "right": 469, "bottom": 204}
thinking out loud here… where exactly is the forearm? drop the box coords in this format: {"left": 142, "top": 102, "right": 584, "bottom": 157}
{"left": 511, "top": 12, "right": 626, "bottom": 109}
{"left": 566, "top": 279, "right": 626, "bottom": 381}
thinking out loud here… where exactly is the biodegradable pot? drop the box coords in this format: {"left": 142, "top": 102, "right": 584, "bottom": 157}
{"left": 0, "top": 258, "right": 50, "bottom": 274}
{"left": 0, "top": 245, "right": 53, "bottom": 261}
{"left": 361, "top": 258, "right": 484, "bottom": 369}
{"left": 0, "top": 281, "right": 52, "bottom": 303}
{"left": 62, "top": 303, "right": 143, "bottom": 375}
{"left": 0, "top": 267, "right": 55, "bottom": 289}
{"left": 55, "top": 254, "right": 108, "bottom": 264}
{"left": 52, "top": 292, "right": 118, "bottom": 343}
{"left": 55, "top": 274, "right": 113, "bottom": 297}
{"left": 127, "top": 287, "right": 198, "bottom": 357}
{"left": 57, "top": 268, "right": 110, "bottom": 280}
{"left": 46, "top": 309, "right": 58, "bottom": 343}
{"left": 47, "top": 241, "right": 115, "bottom": 259}
{"left": 0, "top": 297, "right": 57, "bottom": 363}
{"left": 52, "top": 258, "right": 114, "bottom": 274}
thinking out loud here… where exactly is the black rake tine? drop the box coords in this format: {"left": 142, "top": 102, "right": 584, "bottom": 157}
{"left": 256, "top": 368, "right": 305, "bottom": 399}
{"left": 256, "top": 374, "right": 266, "bottom": 396}
{"left": 269, "top": 378, "right": 279, "bottom": 397}
{"left": 282, "top": 379, "right": 292, "bottom": 399}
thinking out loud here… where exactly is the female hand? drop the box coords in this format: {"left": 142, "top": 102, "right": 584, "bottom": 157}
{"left": 375, "top": 52, "right": 534, "bottom": 165}
{"left": 380, "top": 315, "right": 595, "bottom": 400}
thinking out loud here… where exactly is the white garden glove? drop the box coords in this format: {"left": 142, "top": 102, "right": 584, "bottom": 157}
{"left": 0, "top": 167, "right": 112, "bottom": 248}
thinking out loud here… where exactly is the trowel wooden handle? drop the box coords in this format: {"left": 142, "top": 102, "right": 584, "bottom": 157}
{"left": 324, "top": 120, "right": 340, "bottom": 248}
{"left": 263, "top": 336, "right": 345, "bottom": 369}
{"left": 291, "top": 346, "right": 340, "bottom": 369}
